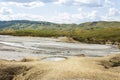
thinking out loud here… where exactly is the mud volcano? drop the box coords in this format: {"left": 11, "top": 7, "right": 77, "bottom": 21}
{"left": 41, "top": 56, "right": 67, "bottom": 61}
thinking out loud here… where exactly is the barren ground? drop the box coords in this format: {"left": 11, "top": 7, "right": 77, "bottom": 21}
{"left": 0, "top": 54, "right": 120, "bottom": 80}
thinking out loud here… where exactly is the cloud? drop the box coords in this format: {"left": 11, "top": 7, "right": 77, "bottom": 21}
{"left": 0, "top": 13, "right": 46, "bottom": 21}
{"left": 0, "top": 7, "right": 13, "bottom": 15}
{"left": 0, "top": 1, "right": 45, "bottom": 8}
{"left": 104, "top": 0, "right": 114, "bottom": 7}
{"left": 16, "top": 2, "right": 45, "bottom": 8}
{"left": 51, "top": 10, "right": 99, "bottom": 23}
{"left": 0, "top": 0, "right": 114, "bottom": 8}
{"left": 101, "top": 7, "right": 120, "bottom": 21}
{"left": 78, "top": 8, "right": 83, "bottom": 12}
{"left": 1, "top": 0, "right": 55, "bottom": 3}
{"left": 0, "top": 0, "right": 118, "bottom": 23}
{"left": 108, "top": 8, "right": 120, "bottom": 16}
{"left": 11, "top": 14, "right": 46, "bottom": 21}
{"left": 54, "top": 0, "right": 70, "bottom": 5}
{"left": 52, "top": 12, "right": 74, "bottom": 23}
{"left": 0, "top": 0, "right": 39, "bottom": 3}
{"left": 54, "top": 0, "right": 110, "bottom": 7}
{"left": 87, "top": 11, "right": 98, "bottom": 19}
{"left": 73, "top": 0, "right": 103, "bottom": 7}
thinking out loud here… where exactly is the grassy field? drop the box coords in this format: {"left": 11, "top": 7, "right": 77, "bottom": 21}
{"left": 0, "top": 54, "right": 120, "bottom": 80}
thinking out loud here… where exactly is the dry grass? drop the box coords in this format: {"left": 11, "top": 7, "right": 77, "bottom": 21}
{"left": 0, "top": 54, "right": 120, "bottom": 80}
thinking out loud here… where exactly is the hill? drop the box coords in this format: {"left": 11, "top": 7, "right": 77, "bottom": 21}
{"left": 0, "top": 20, "right": 120, "bottom": 30}
{"left": 0, "top": 20, "right": 58, "bottom": 30}
{"left": 78, "top": 21, "right": 120, "bottom": 29}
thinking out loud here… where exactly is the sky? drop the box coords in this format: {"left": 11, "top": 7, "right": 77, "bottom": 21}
{"left": 0, "top": 0, "right": 120, "bottom": 24}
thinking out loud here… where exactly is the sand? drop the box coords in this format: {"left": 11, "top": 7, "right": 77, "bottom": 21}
{"left": 0, "top": 54, "right": 120, "bottom": 80}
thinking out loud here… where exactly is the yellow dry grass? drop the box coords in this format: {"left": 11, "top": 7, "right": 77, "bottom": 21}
{"left": 0, "top": 54, "right": 120, "bottom": 80}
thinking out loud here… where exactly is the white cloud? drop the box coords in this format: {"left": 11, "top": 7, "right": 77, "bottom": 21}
{"left": 52, "top": 12, "right": 73, "bottom": 23}
{"left": 51, "top": 10, "right": 98, "bottom": 23}
{"left": 87, "top": 11, "right": 98, "bottom": 19}
{"left": 54, "top": 0, "right": 69, "bottom": 4}
{"left": 78, "top": 8, "right": 82, "bottom": 12}
{"left": 0, "top": 1, "right": 45, "bottom": 8}
{"left": 0, "top": 7, "right": 13, "bottom": 15}
{"left": 17, "top": 2, "right": 45, "bottom": 8}
{"left": 74, "top": 0, "right": 100, "bottom": 5}
{"left": 0, "top": 13, "right": 46, "bottom": 21}
{"left": 101, "top": 8, "right": 120, "bottom": 21}
{"left": 104, "top": 0, "right": 114, "bottom": 7}
{"left": 108, "top": 8, "right": 120, "bottom": 16}
{"left": 0, "top": 0, "right": 118, "bottom": 23}
{"left": 11, "top": 14, "right": 46, "bottom": 21}
{"left": 0, "top": 14, "right": 11, "bottom": 20}
{"left": 54, "top": 0, "right": 106, "bottom": 7}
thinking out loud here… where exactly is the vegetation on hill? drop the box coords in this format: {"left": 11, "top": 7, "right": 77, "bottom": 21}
{"left": 0, "top": 20, "right": 120, "bottom": 48}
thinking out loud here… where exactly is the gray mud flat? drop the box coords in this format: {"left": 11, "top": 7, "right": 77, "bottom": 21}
{"left": 0, "top": 35, "right": 120, "bottom": 60}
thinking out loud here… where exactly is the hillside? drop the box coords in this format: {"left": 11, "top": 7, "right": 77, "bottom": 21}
{"left": 78, "top": 21, "right": 120, "bottom": 29}
{"left": 0, "top": 20, "right": 58, "bottom": 30}
{"left": 0, "top": 20, "right": 120, "bottom": 30}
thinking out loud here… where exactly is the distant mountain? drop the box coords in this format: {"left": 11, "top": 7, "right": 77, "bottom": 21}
{"left": 0, "top": 20, "right": 58, "bottom": 30}
{"left": 0, "top": 20, "right": 120, "bottom": 30}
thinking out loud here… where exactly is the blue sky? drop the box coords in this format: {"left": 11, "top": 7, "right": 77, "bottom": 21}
{"left": 0, "top": 0, "right": 120, "bottom": 23}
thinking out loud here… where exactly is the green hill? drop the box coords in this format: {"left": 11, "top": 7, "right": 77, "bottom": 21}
{"left": 0, "top": 20, "right": 120, "bottom": 30}
{"left": 78, "top": 21, "right": 120, "bottom": 29}
{"left": 0, "top": 20, "right": 58, "bottom": 30}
